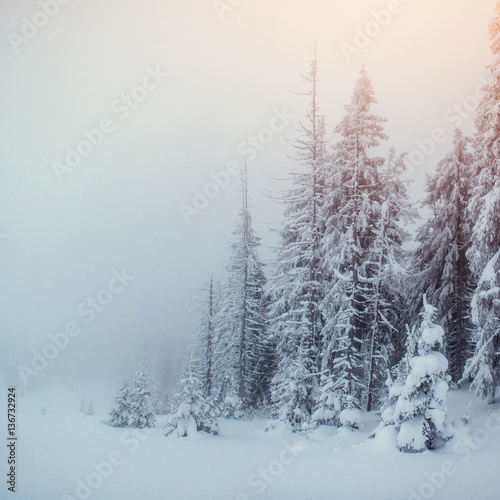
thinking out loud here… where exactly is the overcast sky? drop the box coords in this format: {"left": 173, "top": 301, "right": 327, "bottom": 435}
{"left": 0, "top": 0, "right": 497, "bottom": 399}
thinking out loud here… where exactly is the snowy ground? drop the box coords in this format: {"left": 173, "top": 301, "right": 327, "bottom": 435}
{"left": 2, "top": 388, "right": 499, "bottom": 500}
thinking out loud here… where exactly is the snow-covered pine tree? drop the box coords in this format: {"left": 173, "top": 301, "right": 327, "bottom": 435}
{"left": 194, "top": 275, "right": 217, "bottom": 400}
{"left": 311, "top": 374, "right": 341, "bottom": 427}
{"left": 251, "top": 320, "right": 276, "bottom": 411}
{"left": 85, "top": 402, "right": 95, "bottom": 416}
{"left": 205, "top": 278, "right": 227, "bottom": 408}
{"left": 319, "top": 66, "right": 388, "bottom": 416}
{"left": 463, "top": 250, "right": 500, "bottom": 402}
{"left": 129, "top": 361, "right": 156, "bottom": 429}
{"left": 213, "top": 163, "right": 268, "bottom": 415}
{"left": 267, "top": 45, "right": 328, "bottom": 431}
{"left": 269, "top": 345, "right": 316, "bottom": 431}
{"left": 109, "top": 380, "right": 133, "bottom": 427}
{"left": 378, "top": 324, "right": 419, "bottom": 429}
{"left": 413, "top": 128, "right": 474, "bottom": 382}
{"left": 165, "top": 355, "right": 218, "bottom": 437}
{"left": 364, "top": 148, "right": 413, "bottom": 410}
{"left": 339, "top": 395, "right": 362, "bottom": 431}
{"left": 209, "top": 281, "right": 242, "bottom": 416}
{"left": 378, "top": 361, "right": 406, "bottom": 429}
{"left": 152, "top": 391, "right": 171, "bottom": 416}
{"left": 393, "top": 297, "right": 453, "bottom": 452}
{"left": 464, "top": 5, "right": 500, "bottom": 403}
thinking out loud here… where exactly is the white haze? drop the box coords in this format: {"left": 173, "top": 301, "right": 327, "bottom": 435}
{"left": 0, "top": 0, "right": 496, "bottom": 402}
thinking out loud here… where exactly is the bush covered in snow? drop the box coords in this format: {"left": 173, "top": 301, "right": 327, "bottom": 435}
{"left": 311, "top": 375, "right": 341, "bottom": 428}
{"left": 221, "top": 395, "right": 245, "bottom": 420}
{"left": 165, "top": 396, "right": 219, "bottom": 438}
{"left": 339, "top": 395, "right": 361, "bottom": 431}
{"left": 165, "top": 360, "right": 219, "bottom": 438}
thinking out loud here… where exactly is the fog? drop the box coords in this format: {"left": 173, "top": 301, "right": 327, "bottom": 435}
{"left": 0, "top": 0, "right": 496, "bottom": 403}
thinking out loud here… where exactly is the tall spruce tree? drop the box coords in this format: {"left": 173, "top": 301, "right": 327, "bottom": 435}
{"left": 213, "top": 164, "right": 268, "bottom": 413}
{"left": 196, "top": 276, "right": 216, "bottom": 399}
{"left": 319, "top": 66, "right": 388, "bottom": 414}
{"left": 412, "top": 128, "right": 474, "bottom": 382}
{"left": 364, "top": 148, "right": 413, "bottom": 410}
{"left": 268, "top": 45, "right": 328, "bottom": 430}
{"left": 464, "top": 5, "right": 500, "bottom": 403}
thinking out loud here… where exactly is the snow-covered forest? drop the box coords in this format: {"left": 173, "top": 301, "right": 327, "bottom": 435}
{"left": 168, "top": 11, "right": 500, "bottom": 437}
{"left": 2, "top": 1, "right": 500, "bottom": 499}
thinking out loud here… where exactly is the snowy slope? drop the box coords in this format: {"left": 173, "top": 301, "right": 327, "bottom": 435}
{"left": 2, "top": 388, "right": 499, "bottom": 500}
